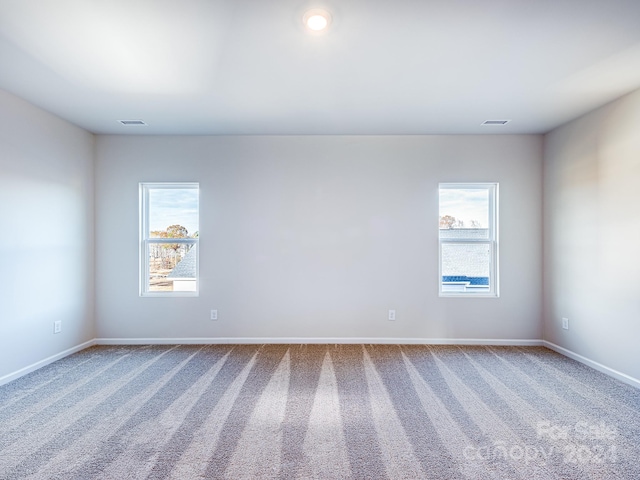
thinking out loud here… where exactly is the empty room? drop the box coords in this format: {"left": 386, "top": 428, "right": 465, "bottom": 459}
{"left": 1, "top": 0, "right": 639, "bottom": 479}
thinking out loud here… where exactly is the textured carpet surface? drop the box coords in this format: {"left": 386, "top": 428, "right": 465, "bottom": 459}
{"left": 0, "top": 344, "right": 638, "bottom": 479}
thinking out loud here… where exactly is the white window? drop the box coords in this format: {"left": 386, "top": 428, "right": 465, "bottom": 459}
{"left": 140, "top": 183, "right": 199, "bottom": 296}
{"left": 439, "top": 183, "right": 498, "bottom": 297}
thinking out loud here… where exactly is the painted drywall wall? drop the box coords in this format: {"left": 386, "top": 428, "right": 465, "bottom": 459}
{"left": 0, "top": 89, "right": 95, "bottom": 381}
{"left": 544, "top": 87, "right": 640, "bottom": 381}
{"left": 95, "top": 135, "right": 542, "bottom": 341}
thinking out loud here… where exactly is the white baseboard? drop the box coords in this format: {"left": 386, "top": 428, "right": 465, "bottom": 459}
{"left": 4, "top": 338, "right": 636, "bottom": 391}
{"left": 95, "top": 337, "right": 544, "bottom": 346}
{"left": 0, "top": 339, "right": 96, "bottom": 387}
{"left": 543, "top": 341, "right": 640, "bottom": 389}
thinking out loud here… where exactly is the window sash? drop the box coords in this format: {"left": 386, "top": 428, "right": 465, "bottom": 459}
{"left": 139, "top": 183, "right": 199, "bottom": 297}
{"left": 439, "top": 238, "right": 492, "bottom": 244}
{"left": 146, "top": 238, "right": 197, "bottom": 245}
{"left": 142, "top": 241, "right": 198, "bottom": 296}
{"left": 438, "top": 183, "right": 498, "bottom": 297}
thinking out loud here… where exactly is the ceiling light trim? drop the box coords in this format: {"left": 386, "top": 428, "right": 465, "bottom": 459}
{"left": 303, "top": 9, "right": 332, "bottom": 33}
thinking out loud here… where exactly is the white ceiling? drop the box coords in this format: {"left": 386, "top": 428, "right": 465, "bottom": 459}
{"left": 1, "top": 0, "right": 640, "bottom": 135}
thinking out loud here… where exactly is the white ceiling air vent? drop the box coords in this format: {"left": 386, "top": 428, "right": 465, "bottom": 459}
{"left": 119, "top": 120, "right": 147, "bottom": 126}
{"left": 481, "top": 120, "right": 510, "bottom": 126}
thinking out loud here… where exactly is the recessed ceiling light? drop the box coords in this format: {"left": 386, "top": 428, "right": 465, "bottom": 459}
{"left": 119, "top": 120, "right": 147, "bottom": 126}
{"left": 481, "top": 120, "right": 511, "bottom": 126}
{"left": 303, "top": 9, "right": 332, "bottom": 32}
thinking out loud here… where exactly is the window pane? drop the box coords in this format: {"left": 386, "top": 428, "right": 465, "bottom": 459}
{"left": 439, "top": 188, "right": 489, "bottom": 238}
{"left": 141, "top": 183, "right": 199, "bottom": 296}
{"left": 148, "top": 188, "right": 199, "bottom": 239}
{"left": 441, "top": 243, "right": 491, "bottom": 293}
{"left": 149, "top": 243, "right": 197, "bottom": 292}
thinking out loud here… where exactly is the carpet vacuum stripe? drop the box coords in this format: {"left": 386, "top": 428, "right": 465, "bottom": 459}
{"left": 0, "top": 344, "right": 638, "bottom": 480}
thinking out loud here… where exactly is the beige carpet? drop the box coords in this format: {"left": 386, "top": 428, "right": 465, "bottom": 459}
{"left": 0, "top": 344, "right": 638, "bottom": 479}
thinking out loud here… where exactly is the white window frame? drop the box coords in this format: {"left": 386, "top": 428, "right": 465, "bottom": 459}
{"left": 139, "top": 182, "right": 199, "bottom": 297}
{"left": 439, "top": 183, "right": 499, "bottom": 298}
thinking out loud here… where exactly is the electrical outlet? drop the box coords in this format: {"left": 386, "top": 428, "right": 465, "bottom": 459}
{"left": 210, "top": 309, "right": 218, "bottom": 321}
{"left": 388, "top": 309, "right": 396, "bottom": 321}
{"left": 562, "top": 317, "right": 569, "bottom": 330}
{"left": 53, "top": 320, "right": 62, "bottom": 334}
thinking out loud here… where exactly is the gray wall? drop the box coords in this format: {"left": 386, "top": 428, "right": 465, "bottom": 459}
{"left": 0, "top": 89, "right": 95, "bottom": 381}
{"left": 5, "top": 81, "right": 639, "bottom": 384}
{"left": 95, "top": 135, "right": 543, "bottom": 341}
{"left": 544, "top": 87, "right": 640, "bottom": 380}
